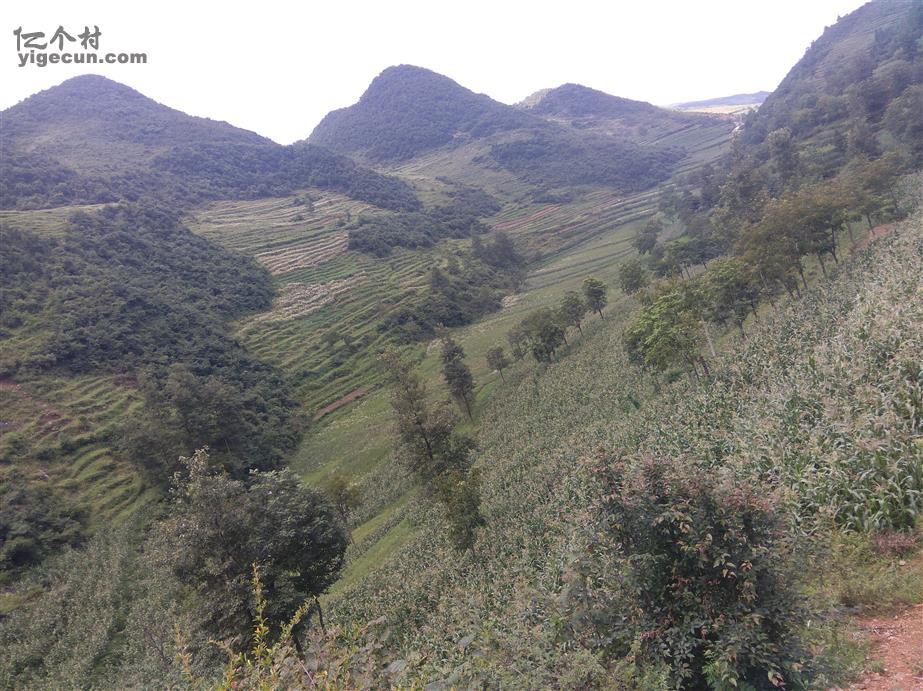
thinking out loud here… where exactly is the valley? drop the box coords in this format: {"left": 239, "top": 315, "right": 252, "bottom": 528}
{"left": 1, "top": 0, "right": 922, "bottom": 686}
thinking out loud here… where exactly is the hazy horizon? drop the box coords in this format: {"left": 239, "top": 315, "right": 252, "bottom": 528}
{"left": 4, "top": 0, "right": 869, "bottom": 144}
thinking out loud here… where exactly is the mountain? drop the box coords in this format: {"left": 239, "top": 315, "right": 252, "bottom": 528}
{"left": 741, "top": 0, "right": 923, "bottom": 160}
{"left": 524, "top": 83, "right": 679, "bottom": 123}
{"left": 673, "top": 91, "right": 770, "bottom": 110}
{"left": 309, "top": 65, "right": 541, "bottom": 162}
{"left": 0, "top": 75, "right": 420, "bottom": 211}
{"left": 670, "top": 91, "right": 769, "bottom": 114}
{"left": 520, "top": 82, "right": 723, "bottom": 143}
{"left": 308, "top": 65, "right": 688, "bottom": 193}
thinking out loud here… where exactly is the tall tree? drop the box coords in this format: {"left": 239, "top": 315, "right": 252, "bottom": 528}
{"left": 520, "top": 308, "right": 566, "bottom": 363}
{"left": 618, "top": 258, "right": 650, "bottom": 295}
{"left": 380, "top": 349, "right": 473, "bottom": 485}
{"left": 557, "top": 291, "right": 588, "bottom": 334}
{"left": 633, "top": 219, "right": 661, "bottom": 255}
{"left": 156, "top": 450, "right": 348, "bottom": 641}
{"left": 439, "top": 330, "right": 475, "bottom": 419}
{"left": 582, "top": 277, "right": 609, "bottom": 318}
{"left": 486, "top": 345, "right": 510, "bottom": 381}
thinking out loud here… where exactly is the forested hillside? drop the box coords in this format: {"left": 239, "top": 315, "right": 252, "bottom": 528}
{"left": 308, "top": 65, "right": 687, "bottom": 192}
{"left": 0, "top": 76, "right": 420, "bottom": 211}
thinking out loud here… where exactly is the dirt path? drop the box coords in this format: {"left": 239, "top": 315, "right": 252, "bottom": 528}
{"left": 851, "top": 603, "right": 923, "bottom": 690}
{"left": 312, "top": 386, "right": 370, "bottom": 422}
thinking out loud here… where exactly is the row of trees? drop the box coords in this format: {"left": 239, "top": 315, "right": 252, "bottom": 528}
{"left": 622, "top": 154, "right": 906, "bottom": 379}
{"left": 503, "top": 277, "right": 609, "bottom": 364}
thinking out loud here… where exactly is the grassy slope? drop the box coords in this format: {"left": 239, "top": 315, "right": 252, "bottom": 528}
{"left": 320, "top": 194, "right": 923, "bottom": 686}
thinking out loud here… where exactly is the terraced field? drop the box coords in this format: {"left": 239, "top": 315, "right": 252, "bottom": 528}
{"left": 0, "top": 373, "right": 155, "bottom": 529}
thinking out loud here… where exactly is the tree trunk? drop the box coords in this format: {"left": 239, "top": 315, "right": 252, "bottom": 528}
{"left": 697, "top": 356, "right": 711, "bottom": 379}
{"left": 499, "top": 369, "right": 505, "bottom": 382}
{"left": 817, "top": 254, "right": 828, "bottom": 277}
{"left": 463, "top": 396, "right": 473, "bottom": 421}
{"left": 701, "top": 319, "right": 717, "bottom": 358}
{"left": 314, "top": 595, "right": 326, "bottom": 632}
{"left": 796, "top": 261, "right": 808, "bottom": 290}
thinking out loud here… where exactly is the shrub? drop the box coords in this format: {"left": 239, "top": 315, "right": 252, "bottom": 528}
{"left": 574, "top": 453, "right": 810, "bottom": 689}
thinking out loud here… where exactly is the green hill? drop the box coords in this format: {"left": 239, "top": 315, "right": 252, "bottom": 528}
{"left": 308, "top": 65, "right": 540, "bottom": 162}
{"left": 308, "top": 65, "right": 688, "bottom": 193}
{"left": 524, "top": 82, "right": 707, "bottom": 127}
{"left": 741, "top": 0, "right": 923, "bottom": 163}
{"left": 0, "top": 75, "right": 420, "bottom": 211}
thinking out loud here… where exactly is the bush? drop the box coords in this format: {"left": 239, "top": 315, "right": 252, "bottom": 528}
{"left": 574, "top": 453, "right": 810, "bottom": 689}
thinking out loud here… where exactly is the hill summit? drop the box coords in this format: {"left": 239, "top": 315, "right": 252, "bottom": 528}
{"left": 308, "top": 64, "right": 540, "bottom": 162}
{"left": 0, "top": 75, "right": 420, "bottom": 211}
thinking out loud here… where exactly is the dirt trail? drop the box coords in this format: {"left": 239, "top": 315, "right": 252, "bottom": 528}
{"left": 851, "top": 603, "right": 923, "bottom": 690}
{"left": 312, "top": 386, "right": 370, "bottom": 422}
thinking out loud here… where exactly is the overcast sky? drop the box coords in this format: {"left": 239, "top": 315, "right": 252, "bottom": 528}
{"left": 4, "top": 0, "right": 870, "bottom": 144}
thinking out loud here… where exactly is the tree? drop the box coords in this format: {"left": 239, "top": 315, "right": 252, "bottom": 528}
{"left": 158, "top": 450, "right": 348, "bottom": 641}
{"left": 520, "top": 308, "right": 566, "bottom": 363}
{"left": 506, "top": 327, "right": 528, "bottom": 360}
{"left": 557, "top": 291, "right": 588, "bottom": 334}
{"left": 582, "top": 277, "right": 609, "bottom": 318}
{"left": 439, "top": 331, "right": 475, "bottom": 419}
{"left": 580, "top": 455, "right": 809, "bottom": 689}
{"left": 617, "top": 258, "right": 650, "bottom": 295}
{"left": 623, "top": 287, "right": 708, "bottom": 379}
{"left": 381, "top": 350, "right": 481, "bottom": 550}
{"left": 633, "top": 219, "right": 661, "bottom": 255}
{"left": 767, "top": 127, "right": 800, "bottom": 184}
{"left": 324, "top": 473, "right": 363, "bottom": 528}
{"left": 438, "top": 468, "right": 485, "bottom": 551}
{"left": 121, "top": 363, "right": 297, "bottom": 483}
{"left": 486, "top": 345, "right": 510, "bottom": 381}
{"left": 702, "top": 257, "right": 760, "bottom": 336}
{"left": 381, "top": 349, "right": 473, "bottom": 486}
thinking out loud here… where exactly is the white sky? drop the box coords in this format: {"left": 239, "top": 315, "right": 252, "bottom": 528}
{"left": 3, "top": 0, "right": 869, "bottom": 144}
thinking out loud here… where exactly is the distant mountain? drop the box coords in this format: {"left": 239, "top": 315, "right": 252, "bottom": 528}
{"left": 521, "top": 82, "right": 719, "bottom": 138}
{"left": 673, "top": 91, "right": 770, "bottom": 110}
{"left": 0, "top": 75, "right": 420, "bottom": 211}
{"left": 523, "top": 83, "right": 666, "bottom": 121}
{"left": 308, "top": 66, "right": 688, "bottom": 193}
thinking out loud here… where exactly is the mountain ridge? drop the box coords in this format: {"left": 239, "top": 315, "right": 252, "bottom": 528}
{"left": 0, "top": 74, "right": 421, "bottom": 212}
